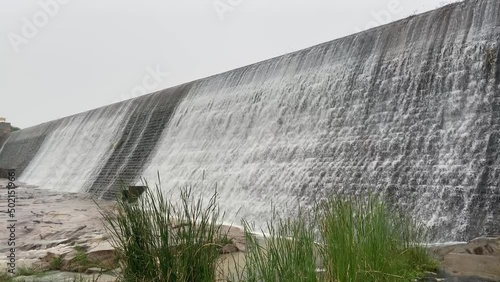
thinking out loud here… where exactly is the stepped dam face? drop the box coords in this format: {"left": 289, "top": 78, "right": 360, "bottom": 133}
{"left": 1, "top": 0, "right": 500, "bottom": 242}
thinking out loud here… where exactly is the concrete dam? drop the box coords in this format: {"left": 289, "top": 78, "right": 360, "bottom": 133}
{"left": 1, "top": 0, "right": 499, "bottom": 242}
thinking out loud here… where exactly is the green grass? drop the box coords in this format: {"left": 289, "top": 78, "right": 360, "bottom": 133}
{"left": 15, "top": 266, "right": 38, "bottom": 277}
{"left": 318, "top": 194, "right": 437, "bottom": 282}
{"left": 241, "top": 194, "right": 437, "bottom": 282}
{"left": 0, "top": 267, "right": 45, "bottom": 281}
{"left": 99, "top": 178, "right": 227, "bottom": 282}
{"left": 71, "top": 248, "right": 96, "bottom": 272}
{"left": 49, "top": 255, "right": 63, "bottom": 271}
{"left": 0, "top": 272, "right": 14, "bottom": 282}
{"left": 98, "top": 178, "right": 437, "bottom": 282}
{"left": 243, "top": 208, "right": 318, "bottom": 282}
{"left": 73, "top": 246, "right": 87, "bottom": 253}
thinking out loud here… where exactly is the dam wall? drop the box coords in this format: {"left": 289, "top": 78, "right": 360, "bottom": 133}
{"left": 1, "top": 0, "right": 499, "bottom": 241}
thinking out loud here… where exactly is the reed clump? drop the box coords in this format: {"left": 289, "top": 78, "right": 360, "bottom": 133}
{"left": 243, "top": 209, "right": 319, "bottom": 282}
{"left": 317, "top": 194, "right": 437, "bottom": 281}
{"left": 99, "top": 182, "right": 227, "bottom": 282}
{"left": 100, "top": 182, "right": 437, "bottom": 282}
{"left": 242, "top": 194, "right": 437, "bottom": 282}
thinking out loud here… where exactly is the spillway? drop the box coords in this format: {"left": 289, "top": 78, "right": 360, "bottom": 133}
{"left": 1, "top": 0, "right": 499, "bottom": 241}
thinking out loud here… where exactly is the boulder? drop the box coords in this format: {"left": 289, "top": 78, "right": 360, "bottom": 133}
{"left": 86, "top": 243, "right": 117, "bottom": 269}
{"left": 430, "top": 236, "right": 500, "bottom": 281}
{"left": 121, "top": 186, "right": 146, "bottom": 203}
{"left": 0, "top": 168, "right": 15, "bottom": 179}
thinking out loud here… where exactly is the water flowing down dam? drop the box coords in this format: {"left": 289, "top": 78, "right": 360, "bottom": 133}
{"left": 1, "top": 0, "right": 499, "bottom": 242}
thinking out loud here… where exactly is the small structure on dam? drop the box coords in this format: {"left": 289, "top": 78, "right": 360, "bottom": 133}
{"left": 0, "top": 117, "right": 11, "bottom": 137}
{"left": 0, "top": 0, "right": 499, "bottom": 242}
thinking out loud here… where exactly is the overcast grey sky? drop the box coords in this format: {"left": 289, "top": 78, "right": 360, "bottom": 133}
{"left": 1, "top": 0, "right": 459, "bottom": 129}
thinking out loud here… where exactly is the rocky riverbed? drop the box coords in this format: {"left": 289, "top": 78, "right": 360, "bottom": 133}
{"left": 0, "top": 180, "right": 498, "bottom": 281}
{"left": 0, "top": 179, "right": 246, "bottom": 281}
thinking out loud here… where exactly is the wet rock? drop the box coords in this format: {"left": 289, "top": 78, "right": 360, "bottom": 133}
{"left": 441, "top": 253, "right": 500, "bottom": 281}
{"left": 221, "top": 225, "right": 246, "bottom": 252}
{"left": 430, "top": 237, "right": 500, "bottom": 281}
{"left": 122, "top": 186, "right": 146, "bottom": 203}
{"left": 220, "top": 244, "right": 239, "bottom": 254}
{"left": 86, "top": 242, "right": 117, "bottom": 269}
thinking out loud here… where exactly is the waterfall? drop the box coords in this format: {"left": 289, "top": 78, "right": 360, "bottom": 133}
{"left": 1, "top": 0, "right": 499, "bottom": 241}
{"left": 19, "top": 101, "right": 134, "bottom": 193}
